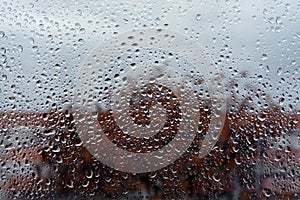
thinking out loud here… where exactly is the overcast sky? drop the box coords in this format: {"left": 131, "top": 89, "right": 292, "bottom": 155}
{"left": 0, "top": 0, "right": 299, "bottom": 112}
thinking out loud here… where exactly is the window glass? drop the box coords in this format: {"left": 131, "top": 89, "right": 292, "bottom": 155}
{"left": 0, "top": 0, "right": 299, "bottom": 199}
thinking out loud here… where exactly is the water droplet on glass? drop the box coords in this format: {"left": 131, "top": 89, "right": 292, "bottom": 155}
{"left": 1, "top": 74, "right": 7, "bottom": 80}
{"left": 195, "top": 14, "right": 202, "bottom": 21}
{"left": 0, "top": 31, "right": 5, "bottom": 38}
{"left": 261, "top": 53, "right": 268, "bottom": 60}
{"left": 155, "top": 17, "right": 161, "bottom": 25}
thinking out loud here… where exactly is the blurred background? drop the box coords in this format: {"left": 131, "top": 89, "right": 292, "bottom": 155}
{"left": 0, "top": 0, "right": 299, "bottom": 199}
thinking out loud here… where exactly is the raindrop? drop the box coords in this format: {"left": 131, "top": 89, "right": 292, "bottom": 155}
{"left": 0, "top": 31, "right": 5, "bottom": 38}
{"left": 263, "top": 8, "right": 268, "bottom": 15}
{"left": 1, "top": 74, "right": 7, "bottom": 80}
{"left": 275, "top": 16, "right": 282, "bottom": 24}
{"left": 17, "top": 45, "right": 23, "bottom": 52}
{"left": 261, "top": 53, "right": 268, "bottom": 60}
{"left": 195, "top": 14, "right": 202, "bottom": 21}
{"left": 293, "top": 32, "right": 300, "bottom": 39}
{"left": 155, "top": 17, "right": 161, "bottom": 25}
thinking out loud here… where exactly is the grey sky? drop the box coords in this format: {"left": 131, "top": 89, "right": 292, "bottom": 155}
{"left": 0, "top": 0, "right": 299, "bottom": 112}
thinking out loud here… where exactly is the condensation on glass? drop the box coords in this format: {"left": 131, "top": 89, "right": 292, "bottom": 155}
{"left": 0, "top": 0, "right": 299, "bottom": 199}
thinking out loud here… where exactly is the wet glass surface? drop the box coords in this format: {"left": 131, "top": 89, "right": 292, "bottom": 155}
{"left": 0, "top": 0, "right": 299, "bottom": 199}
